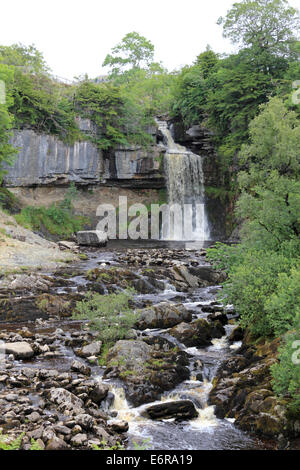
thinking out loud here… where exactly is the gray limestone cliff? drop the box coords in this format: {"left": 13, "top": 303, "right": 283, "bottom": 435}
{"left": 3, "top": 129, "right": 165, "bottom": 189}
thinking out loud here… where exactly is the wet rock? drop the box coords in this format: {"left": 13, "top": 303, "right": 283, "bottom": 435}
{"left": 169, "top": 319, "right": 212, "bottom": 348}
{"left": 1, "top": 342, "right": 34, "bottom": 359}
{"left": 46, "top": 437, "right": 69, "bottom": 450}
{"left": 74, "top": 413, "right": 94, "bottom": 430}
{"left": 77, "top": 341, "right": 102, "bottom": 358}
{"left": 47, "top": 388, "right": 84, "bottom": 413}
{"left": 132, "top": 278, "right": 156, "bottom": 294}
{"left": 70, "top": 433, "right": 88, "bottom": 447}
{"left": 71, "top": 360, "right": 91, "bottom": 376}
{"left": 189, "top": 266, "right": 227, "bottom": 285}
{"left": 58, "top": 241, "right": 79, "bottom": 252}
{"left": 77, "top": 231, "right": 107, "bottom": 247}
{"left": 208, "top": 335, "right": 290, "bottom": 438}
{"left": 229, "top": 326, "right": 244, "bottom": 343}
{"left": 104, "top": 339, "right": 190, "bottom": 407}
{"left": 93, "top": 425, "right": 110, "bottom": 441}
{"left": 108, "top": 420, "right": 129, "bottom": 433}
{"left": 211, "top": 320, "right": 226, "bottom": 339}
{"left": 142, "top": 400, "right": 198, "bottom": 421}
{"left": 207, "top": 311, "right": 228, "bottom": 325}
{"left": 89, "top": 384, "right": 109, "bottom": 404}
{"left": 173, "top": 266, "right": 199, "bottom": 288}
{"left": 136, "top": 302, "right": 192, "bottom": 330}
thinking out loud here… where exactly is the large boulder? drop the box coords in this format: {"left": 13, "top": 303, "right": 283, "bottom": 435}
{"left": 1, "top": 342, "right": 34, "bottom": 359}
{"left": 89, "top": 384, "right": 109, "bottom": 404}
{"left": 77, "top": 341, "right": 102, "bottom": 358}
{"left": 104, "top": 338, "right": 190, "bottom": 406}
{"left": 47, "top": 387, "right": 84, "bottom": 413}
{"left": 46, "top": 437, "right": 69, "bottom": 451}
{"left": 77, "top": 231, "right": 107, "bottom": 247}
{"left": 136, "top": 302, "right": 192, "bottom": 330}
{"left": 189, "top": 265, "right": 227, "bottom": 285}
{"left": 169, "top": 319, "right": 213, "bottom": 348}
{"left": 71, "top": 360, "right": 91, "bottom": 376}
{"left": 142, "top": 400, "right": 198, "bottom": 421}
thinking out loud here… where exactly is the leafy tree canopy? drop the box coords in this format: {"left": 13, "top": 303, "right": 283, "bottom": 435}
{"left": 0, "top": 43, "right": 49, "bottom": 74}
{"left": 102, "top": 32, "right": 155, "bottom": 75}
{"left": 218, "top": 0, "right": 300, "bottom": 58}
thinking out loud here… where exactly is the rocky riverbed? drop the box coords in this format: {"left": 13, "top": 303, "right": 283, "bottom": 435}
{"left": 0, "top": 241, "right": 298, "bottom": 450}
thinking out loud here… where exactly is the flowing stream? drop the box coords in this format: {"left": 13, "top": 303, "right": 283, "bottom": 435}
{"left": 0, "top": 241, "right": 268, "bottom": 450}
{"left": 100, "top": 281, "right": 262, "bottom": 450}
{"left": 71, "top": 241, "right": 266, "bottom": 450}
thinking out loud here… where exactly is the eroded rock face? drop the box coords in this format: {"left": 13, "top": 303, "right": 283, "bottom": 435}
{"left": 4, "top": 129, "right": 165, "bottom": 189}
{"left": 142, "top": 400, "right": 198, "bottom": 421}
{"left": 104, "top": 338, "right": 190, "bottom": 406}
{"left": 136, "top": 302, "right": 192, "bottom": 330}
{"left": 208, "top": 335, "right": 297, "bottom": 438}
{"left": 4, "top": 130, "right": 101, "bottom": 186}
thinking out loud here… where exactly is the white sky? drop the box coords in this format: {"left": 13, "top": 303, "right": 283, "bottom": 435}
{"left": 1, "top": 0, "right": 300, "bottom": 80}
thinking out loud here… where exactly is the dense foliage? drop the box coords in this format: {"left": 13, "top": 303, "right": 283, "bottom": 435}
{"left": 0, "top": 64, "right": 17, "bottom": 182}
{"left": 15, "top": 183, "right": 87, "bottom": 238}
{"left": 207, "top": 96, "right": 300, "bottom": 411}
{"left": 72, "top": 288, "right": 137, "bottom": 347}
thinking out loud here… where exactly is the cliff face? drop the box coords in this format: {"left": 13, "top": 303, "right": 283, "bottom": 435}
{"left": 4, "top": 129, "right": 165, "bottom": 189}
{"left": 5, "top": 130, "right": 101, "bottom": 186}
{"left": 3, "top": 120, "right": 226, "bottom": 239}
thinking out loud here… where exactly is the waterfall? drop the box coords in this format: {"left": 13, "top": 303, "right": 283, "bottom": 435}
{"left": 156, "top": 120, "right": 210, "bottom": 241}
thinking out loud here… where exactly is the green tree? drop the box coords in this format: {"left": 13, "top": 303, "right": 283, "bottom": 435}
{"left": 74, "top": 80, "right": 128, "bottom": 149}
{"left": 102, "top": 32, "right": 155, "bottom": 75}
{"left": 195, "top": 47, "right": 219, "bottom": 79}
{"left": 0, "top": 64, "right": 17, "bottom": 183}
{"left": 236, "top": 98, "right": 300, "bottom": 248}
{"left": 0, "top": 43, "right": 49, "bottom": 74}
{"left": 218, "top": 0, "right": 300, "bottom": 58}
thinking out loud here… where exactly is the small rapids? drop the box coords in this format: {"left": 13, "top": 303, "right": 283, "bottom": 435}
{"left": 96, "top": 282, "right": 264, "bottom": 450}
{"left": 0, "top": 242, "right": 268, "bottom": 450}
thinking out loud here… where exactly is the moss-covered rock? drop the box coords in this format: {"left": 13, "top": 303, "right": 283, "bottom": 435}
{"left": 103, "top": 337, "right": 190, "bottom": 406}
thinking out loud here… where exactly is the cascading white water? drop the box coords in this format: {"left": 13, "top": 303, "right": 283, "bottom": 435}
{"left": 156, "top": 120, "right": 210, "bottom": 241}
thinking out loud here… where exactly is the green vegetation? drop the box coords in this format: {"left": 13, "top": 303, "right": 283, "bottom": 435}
{"left": 207, "top": 97, "right": 300, "bottom": 412}
{"left": 72, "top": 288, "right": 137, "bottom": 347}
{"left": 0, "top": 63, "right": 17, "bottom": 183}
{"left": 15, "top": 183, "right": 87, "bottom": 238}
{"left": 0, "top": 431, "right": 42, "bottom": 450}
{"left": 0, "top": 34, "right": 174, "bottom": 161}
{"left": 205, "top": 0, "right": 300, "bottom": 416}
{"left": 170, "top": 0, "right": 300, "bottom": 180}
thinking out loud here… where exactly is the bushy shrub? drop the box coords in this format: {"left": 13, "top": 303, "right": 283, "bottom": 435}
{"left": 207, "top": 243, "right": 298, "bottom": 338}
{"left": 72, "top": 288, "right": 137, "bottom": 346}
{"left": 15, "top": 183, "right": 87, "bottom": 238}
{"left": 271, "top": 319, "right": 300, "bottom": 416}
{"left": 266, "top": 266, "right": 300, "bottom": 336}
